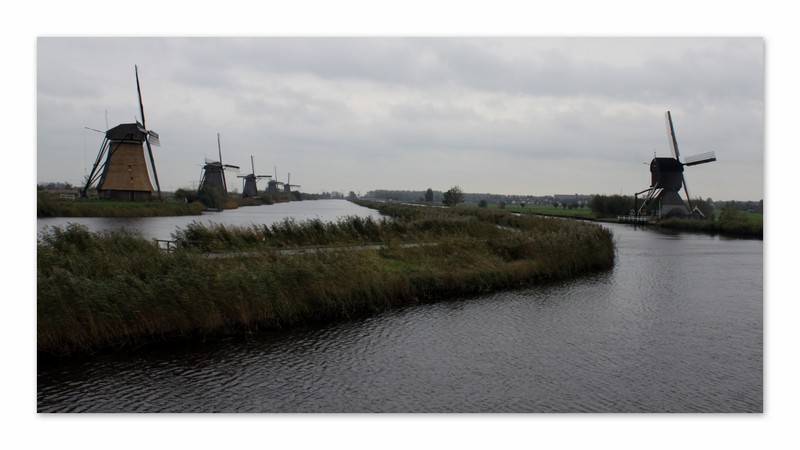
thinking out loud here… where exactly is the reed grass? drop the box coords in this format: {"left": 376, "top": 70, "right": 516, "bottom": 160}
{"left": 38, "top": 202, "right": 615, "bottom": 356}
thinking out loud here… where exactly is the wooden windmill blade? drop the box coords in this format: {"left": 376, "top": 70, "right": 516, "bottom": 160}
{"left": 249, "top": 156, "right": 270, "bottom": 178}
{"left": 664, "top": 111, "right": 693, "bottom": 211}
{"left": 217, "top": 133, "right": 229, "bottom": 192}
{"left": 136, "top": 65, "right": 162, "bottom": 200}
{"left": 684, "top": 151, "right": 717, "bottom": 166}
{"left": 81, "top": 136, "right": 111, "bottom": 197}
{"left": 147, "top": 130, "right": 160, "bottom": 147}
{"left": 665, "top": 111, "right": 681, "bottom": 161}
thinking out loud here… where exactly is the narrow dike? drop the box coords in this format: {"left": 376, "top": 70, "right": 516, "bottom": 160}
{"left": 37, "top": 202, "right": 615, "bottom": 357}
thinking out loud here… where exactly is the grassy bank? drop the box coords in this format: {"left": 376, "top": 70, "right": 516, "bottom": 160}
{"left": 657, "top": 214, "right": 763, "bottom": 238}
{"left": 461, "top": 201, "right": 763, "bottom": 238}
{"left": 37, "top": 193, "right": 204, "bottom": 217}
{"left": 465, "top": 202, "right": 597, "bottom": 219}
{"left": 38, "top": 201, "right": 615, "bottom": 356}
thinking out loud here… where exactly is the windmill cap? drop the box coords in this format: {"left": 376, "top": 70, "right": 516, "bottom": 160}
{"left": 106, "top": 123, "right": 147, "bottom": 142}
{"left": 651, "top": 157, "right": 684, "bottom": 172}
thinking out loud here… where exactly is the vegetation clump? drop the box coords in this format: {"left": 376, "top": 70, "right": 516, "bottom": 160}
{"left": 38, "top": 201, "right": 615, "bottom": 356}
{"left": 442, "top": 186, "right": 465, "bottom": 207}
{"left": 657, "top": 204, "right": 763, "bottom": 238}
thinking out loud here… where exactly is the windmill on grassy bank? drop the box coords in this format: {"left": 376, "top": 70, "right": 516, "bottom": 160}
{"left": 283, "top": 172, "right": 300, "bottom": 194}
{"left": 237, "top": 156, "right": 271, "bottom": 198}
{"left": 197, "top": 133, "right": 239, "bottom": 208}
{"left": 80, "top": 65, "right": 162, "bottom": 201}
{"left": 266, "top": 166, "right": 284, "bottom": 195}
{"left": 636, "top": 111, "right": 717, "bottom": 218}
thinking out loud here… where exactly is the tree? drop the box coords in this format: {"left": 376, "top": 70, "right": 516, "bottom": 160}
{"left": 691, "top": 197, "right": 714, "bottom": 219}
{"left": 174, "top": 188, "right": 197, "bottom": 202}
{"left": 478, "top": 199, "right": 488, "bottom": 208}
{"left": 347, "top": 191, "right": 358, "bottom": 201}
{"left": 425, "top": 188, "right": 434, "bottom": 202}
{"left": 442, "top": 186, "right": 464, "bottom": 207}
{"left": 589, "top": 194, "right": 634, "bottom": 217}
{"left": 198, "top": 185, "right": 227, "bottom": 209}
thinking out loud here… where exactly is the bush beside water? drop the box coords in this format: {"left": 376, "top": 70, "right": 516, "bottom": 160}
{"left": 38, "top": 201, "right": 615, "bottom": 356}
{"left": 656, "top": 205, "right": 763, "bottom": 238}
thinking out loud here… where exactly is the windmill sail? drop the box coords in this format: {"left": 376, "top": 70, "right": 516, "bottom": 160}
{"left": 136, "top": 65, "right": 162, "bottom": 200}
{"left": 665, "top": 111, "right": 681, "bottom": 160}
{"left": 148, "top": 130, "right": 160, "bottom": 147}
{"left": 217, "top": 133, "right": 226, "bottom": 192}
{"left": 684, "top": 151, "right": 716, "bottom": 166}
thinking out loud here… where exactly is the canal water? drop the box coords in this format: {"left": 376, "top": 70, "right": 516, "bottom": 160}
{"left": 37, "top": 199, "right": 385, "bottom": 241}
{"left": 36, "top": 201, "right": 762, "bottom": 413}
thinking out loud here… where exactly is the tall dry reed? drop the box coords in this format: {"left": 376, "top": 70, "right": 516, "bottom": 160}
{"left": 38, "top": 203, "right": 615, "bottom": 356}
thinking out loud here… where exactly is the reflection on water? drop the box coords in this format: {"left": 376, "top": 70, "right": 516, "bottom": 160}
{"left": 37, "top": 199, "right": 385, "bottom": 241}
{"left": 37, "top": 209, "right": 762, "bottom": 412}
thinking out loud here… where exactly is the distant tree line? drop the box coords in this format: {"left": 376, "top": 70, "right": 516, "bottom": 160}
{"left": 364, "top": 189, "right": 444, "bottom": 203}
{"left": 362, "top": 189, "right": 763, "bottom": 217}
{"left": 721, "top": 199, "right": 763, "bottom": 213}
{"left": 365, "top": 189, "right": 564, "bottom": 206}
{"left": 38, "top": 182, "right": 77, "bottom": 191}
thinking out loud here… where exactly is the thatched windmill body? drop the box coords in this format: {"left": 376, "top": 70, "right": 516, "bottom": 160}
{"left": 81, "top": 66, "right": 162, "bottom": 201}
{"left": 636, "top": 111, "right": 717, "bottom": 218}
{"left": 237, "top": 156, "right": 271, "bottom": 197}
{"left": 197, "top": 133, "right": 239, "bottom": 208}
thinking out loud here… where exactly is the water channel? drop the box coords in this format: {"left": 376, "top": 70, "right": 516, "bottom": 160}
{"left": 37, "top": 200, "right": 763, "bottom": 412}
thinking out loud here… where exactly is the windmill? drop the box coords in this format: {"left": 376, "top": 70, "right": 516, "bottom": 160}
{"left": 237, "top": 155, "right": 272, "bottom": 197}
{"left": 80, "top": 65, "right": 162, "bottom": 201}
{"left": 266, "top": 166, "right": 284, "bottom": 195}
{"left": 283, "top": 172, "right": 301, "bottom": 194}
{"left": 636, "top": 111, "right": 717, "bottom": 218}
{"left": 197, "top": 133, "right": 240, "bottom": 208}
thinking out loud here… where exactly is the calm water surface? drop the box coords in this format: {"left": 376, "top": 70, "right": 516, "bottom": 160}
{"left": 37, "top": 203, "right": 762, "bottom": 412}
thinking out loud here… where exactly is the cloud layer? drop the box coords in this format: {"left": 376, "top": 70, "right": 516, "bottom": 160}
{"left": 37, "top": 37, "right": 764, "bottom": 200}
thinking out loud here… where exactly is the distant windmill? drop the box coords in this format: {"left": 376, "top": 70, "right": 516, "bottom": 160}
{"left": 283, "top": 172, "right": 301, "bottom": 194}
{"left": 237, "top": 155, "right": 271, "bottom": 197}
{"left": 81, "top": 65, "right": 162, "bottom": 201}
{"left": 197, "top": 133, "right": 239, "bottom": 208}
{"left": 266, "top": 166, "right": 284, "bottom": 195}
{"left": 636, "top": 111, "right": 717, "bottom": 218}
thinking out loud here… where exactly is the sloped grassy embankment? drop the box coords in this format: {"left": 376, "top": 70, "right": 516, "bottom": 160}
{"left": 38, "top": 201, "right": 615, "bottom": 356}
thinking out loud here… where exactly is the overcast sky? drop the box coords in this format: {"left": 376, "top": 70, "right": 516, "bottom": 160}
{"left": 36, "top": 37, "right": 762, "bottom": 200}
